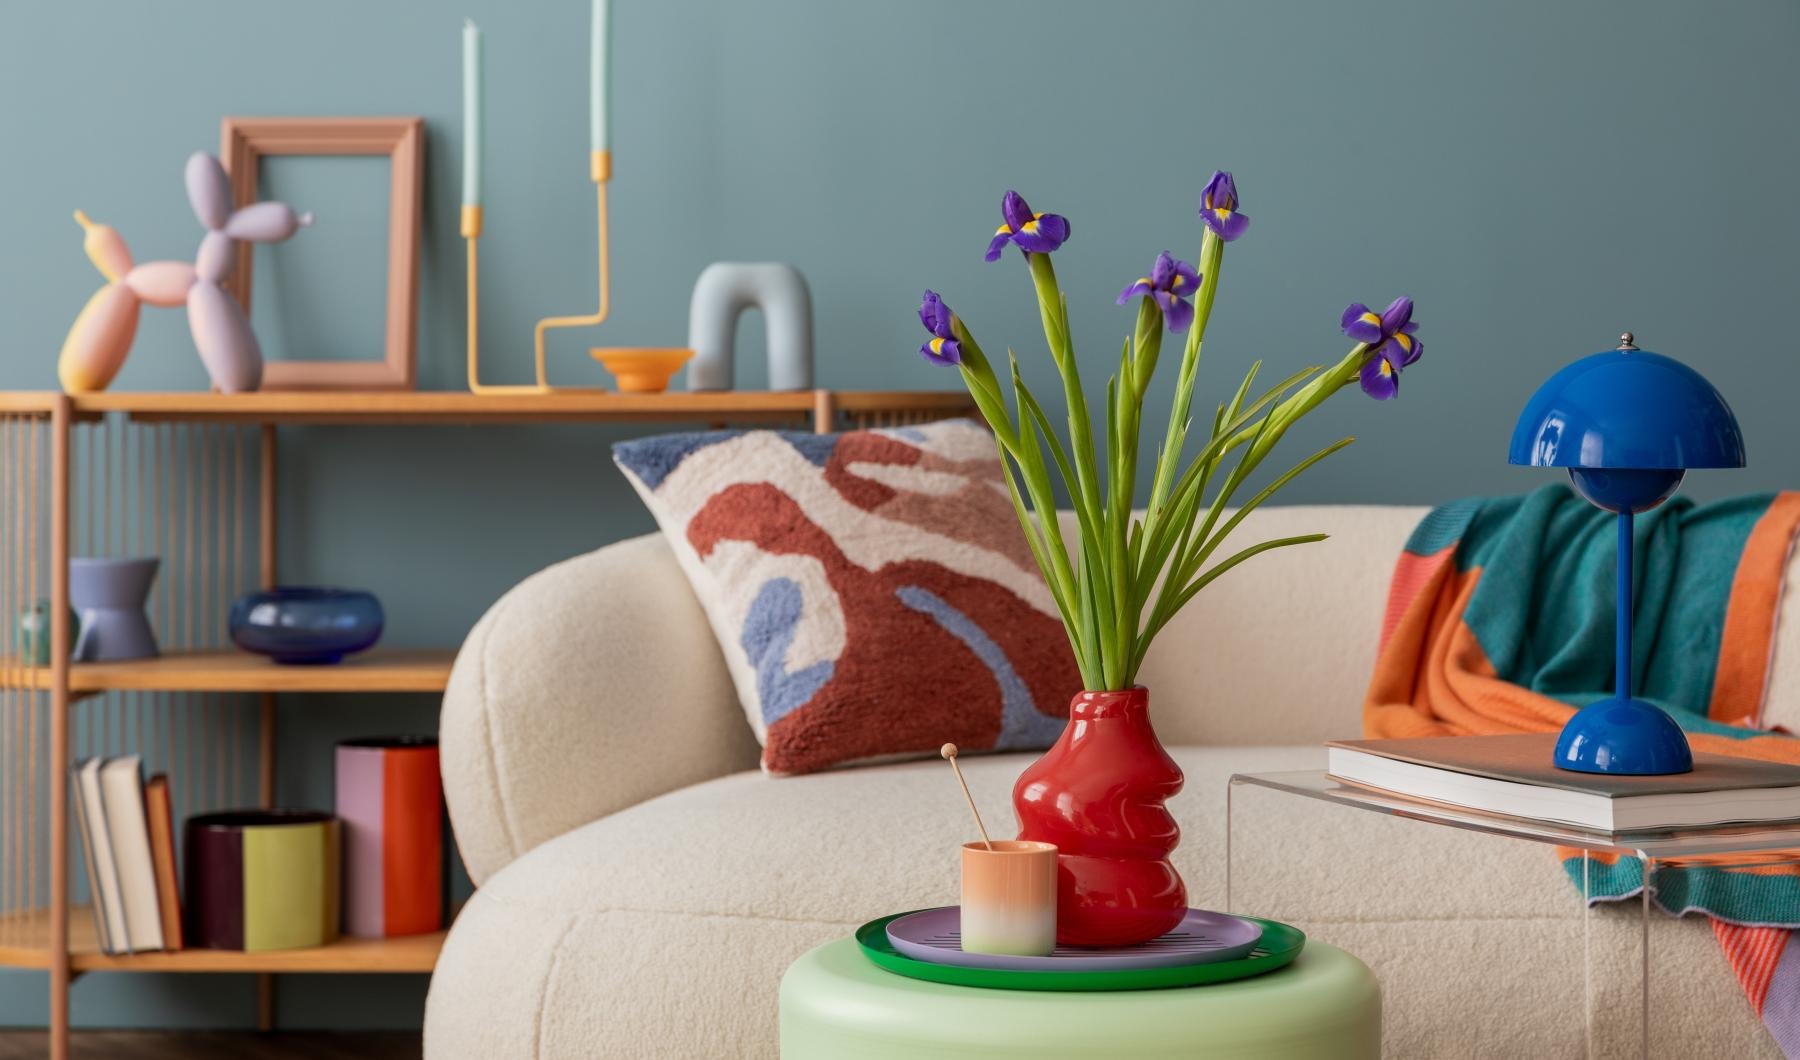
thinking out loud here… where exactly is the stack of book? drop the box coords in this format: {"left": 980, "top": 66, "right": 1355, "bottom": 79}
{"left": 70, "top": 755, "right": 183, "bottom": 954}
{"left": 1326, "top": 733, "right": 1800, "bottom": 834}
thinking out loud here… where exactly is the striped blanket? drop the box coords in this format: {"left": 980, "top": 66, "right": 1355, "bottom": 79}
{"left": 1364, "top": 485, "right": 1800, "bottom": 1052}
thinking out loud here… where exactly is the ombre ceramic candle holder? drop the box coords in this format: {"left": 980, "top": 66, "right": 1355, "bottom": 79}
{"left": 960, "top": 840, "right": 1057, "bottom": 956}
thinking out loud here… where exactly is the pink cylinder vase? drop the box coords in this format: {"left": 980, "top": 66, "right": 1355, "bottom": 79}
{"left": 335, "top": 737, "right": 443, "bottom": 938}
{"left": 1013, "top": 686, "right": 1186, "bottom": 947}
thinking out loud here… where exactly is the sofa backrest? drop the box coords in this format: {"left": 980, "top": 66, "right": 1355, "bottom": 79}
{"left": 1125, "top": 502, "right": 1800, "bottom": 746}
{"left": 1126, "top": 505, "right": 1423, "bottom": 746}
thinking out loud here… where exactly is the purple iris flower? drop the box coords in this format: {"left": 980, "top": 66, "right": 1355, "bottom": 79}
{"left": 917, "top": 290, "right": 961, "bottom": 366}
{"left": 1199, "top": 171, "right": 1250, "bottom": 242}
{"left": 1116, "top": 251, "right": 1203, "bottom": 332}
{"left": 984, "top": 190, "right": 1071, "bottom": 261}
{"left": 1340, "top": 297, "right": 1422, "bottom": 400}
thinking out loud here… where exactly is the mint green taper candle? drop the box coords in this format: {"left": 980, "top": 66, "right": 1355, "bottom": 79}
{"left": 462, "top": 19, "right": 483, "bottom": 208}
{"left": 590, "top": 0, "right": 611, "bottom": 156}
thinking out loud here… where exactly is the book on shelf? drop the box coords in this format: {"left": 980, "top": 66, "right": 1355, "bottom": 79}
{"left": 99, "top": 756, "right": 163, "bottom": 952}
{"left": 68, "top": 756, "right": 182, "bottom": 953}
{"left": 70, "top": 759, "right": 124, "bottom": 954}
{"left": 1326, "top": 732, "right": 1800, "bottom": 834}
{"left": 144, "top": 774, "right": 183, "bottom": 951}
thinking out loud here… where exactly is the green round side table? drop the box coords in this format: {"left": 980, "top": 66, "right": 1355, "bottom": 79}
{"left": 779, "top": 938, "right": 1381, "bottom": 1060}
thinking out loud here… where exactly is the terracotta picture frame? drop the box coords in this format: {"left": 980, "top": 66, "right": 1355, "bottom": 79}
{"left": 220, "top": 116, "right": 423, "bottom": 390}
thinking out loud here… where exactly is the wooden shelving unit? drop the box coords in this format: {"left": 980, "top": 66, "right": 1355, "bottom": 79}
{"left": 0, "top": 649, "right": 454, "bottom": 695}
{"left": 0, "top": 906, "right": 445, "bottom": 973}
{"left": 36, "top": 388, "right": 976, "bottom": 426}
{"left": 0, "top": 387, "right": 976, "bottom": 1059}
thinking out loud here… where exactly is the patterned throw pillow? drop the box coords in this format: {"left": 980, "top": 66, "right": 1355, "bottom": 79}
{"left": 613, "top": 419, "right": 1080, "bottom": 775}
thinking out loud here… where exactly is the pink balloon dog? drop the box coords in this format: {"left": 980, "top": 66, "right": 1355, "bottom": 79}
{"left": 58, "top": 152, "right": 313, "bottom": 394}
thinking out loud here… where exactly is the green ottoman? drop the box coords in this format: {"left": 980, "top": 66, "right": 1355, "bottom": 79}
{"left": 779, "top": 938, "right": 1380, "bottom": 1059}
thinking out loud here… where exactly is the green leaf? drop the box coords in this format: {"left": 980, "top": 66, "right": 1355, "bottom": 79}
{"left": 1184, "top": 437, "right": 1354, "bottom": 581}
{"left": 1133, "top": 533, "right": 1329, "bottom": 666}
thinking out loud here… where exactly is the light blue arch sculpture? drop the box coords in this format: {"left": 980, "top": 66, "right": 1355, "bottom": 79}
{"left": 687, "top": 262, "right": 813, "bottom": 391}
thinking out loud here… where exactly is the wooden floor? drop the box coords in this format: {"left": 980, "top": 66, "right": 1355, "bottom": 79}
{"left": 0, "top": 1031, "right": 418, "bottom": 1058}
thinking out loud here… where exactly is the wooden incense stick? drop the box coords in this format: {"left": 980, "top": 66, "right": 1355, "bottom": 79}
{"left": 939, "top": 743, "right": 993, "bottom": 850}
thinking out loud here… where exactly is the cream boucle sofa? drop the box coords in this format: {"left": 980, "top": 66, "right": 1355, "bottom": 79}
{"left": 426, "top": 505, "right": 1796, "bottom": 1058}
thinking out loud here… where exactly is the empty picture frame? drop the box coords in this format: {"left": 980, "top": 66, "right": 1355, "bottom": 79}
{"left": 220, "top": 116, "right": 423, "bottom": 390}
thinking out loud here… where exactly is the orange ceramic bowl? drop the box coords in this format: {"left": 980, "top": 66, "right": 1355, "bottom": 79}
{"left": 589, "top": 347, "right": 695, "bottom": 394}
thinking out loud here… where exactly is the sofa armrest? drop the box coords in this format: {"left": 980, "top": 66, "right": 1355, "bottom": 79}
{"left": 440, "top": 533, "right": 761, "bottom": 884}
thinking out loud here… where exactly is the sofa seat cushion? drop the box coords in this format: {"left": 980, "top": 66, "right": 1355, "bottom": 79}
{"left": 425, "top": 745, "right": 1772, "bottom": 1059}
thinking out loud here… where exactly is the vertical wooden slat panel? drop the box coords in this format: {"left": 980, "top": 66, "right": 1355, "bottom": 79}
{"left": 137, "top": 417, "right": 146, "bottom": 561}
{"left": 3, "top": 416, "right": 15, "bottom": 926}
{"left": 158, "top": 424, "right": 170, "bottom": 661}
{"left": 185, "top": 423, "right": 197, "bottom": 652}
{"left": 6, "top": 417, "right": 18, "bottom": 929}
{"left": 258, "top": 426, "right": 277, "bottom": 808}
{"left": 27, "top": 419, "right": 41, "bottom": 913}
{"left": 234, "top": 427, "right": 246, "bottom": 610}
{"left": 49, "top": 397, "right": 72, "bottom": 1060}
{"left": 101, "top": 416, "right": 111, "bottom": 559}
{"left": 260, "top": 426, "right": 277, "bottom": 590}
{"left": 198, "top": 425, "right": 211, "bottom": 652}
{"left": 10, "top": 415, "right": 24, "bottom": 922}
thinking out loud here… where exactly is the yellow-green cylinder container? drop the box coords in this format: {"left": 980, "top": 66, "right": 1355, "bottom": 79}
{"left": 186, "top": 810, "right": 340, "bottom": 951}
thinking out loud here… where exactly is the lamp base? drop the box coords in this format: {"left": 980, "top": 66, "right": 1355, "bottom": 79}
{"left": 1553, "top": 698, "right": 1693, "bottom": 775}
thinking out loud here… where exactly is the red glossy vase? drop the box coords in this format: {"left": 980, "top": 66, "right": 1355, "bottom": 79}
{"left": 1012, "top": 686, "right": 1186, "bottom": 947}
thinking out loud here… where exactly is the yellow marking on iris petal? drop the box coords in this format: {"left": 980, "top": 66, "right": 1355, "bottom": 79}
{"left": 1214, "top": 208, "right": 1231, "bottom": 221}
{"left": 1360, "top": 312, "right": 1381, "bottom": 327}
{"left": 1380, "top": 358, "right": 1394, "bottom": 376}
{"left": 929, "top": 337, "right": 948, "bottom": 355}
{"left": 1393, "top": 334, "right": 1414, "bottom": 353}
{"left": 1021, "top": 219, "right": 1040, "bottom": 234}
{"left": 1171, "top": 275, "right": 1185, "bottom": 289}
{"left": 995, "top": 224, "right": 1010, "bottom": 235}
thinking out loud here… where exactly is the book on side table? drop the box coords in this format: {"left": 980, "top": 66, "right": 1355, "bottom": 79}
{"left": 1326, "top": 733, "right": 1800, "bottom": 834}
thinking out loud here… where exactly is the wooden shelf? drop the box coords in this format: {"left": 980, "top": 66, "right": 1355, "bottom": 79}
{"left": 0, "top": 649, "right": 454, "bottom": 694}
{"left": 0, "top": 906, "right": 444, "bottom": 973}
{"left": 26, "top": 389, "right": 977, "bottom": 426}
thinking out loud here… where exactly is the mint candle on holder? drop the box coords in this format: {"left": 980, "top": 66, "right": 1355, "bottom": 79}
{"left": 590, "top": 0, "right": 611, "bottom": 181}
{"left": 461, "top": 20, "right": 483, "bottom": 211}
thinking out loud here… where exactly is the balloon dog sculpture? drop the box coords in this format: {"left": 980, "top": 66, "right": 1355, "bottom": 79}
{"left": 58, "top": 152, "right": 313, "bottom": 394}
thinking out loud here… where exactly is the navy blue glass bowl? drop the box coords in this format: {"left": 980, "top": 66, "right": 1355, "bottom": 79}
{"left": 229, "top": 587, "right": 384, "bottom": 665}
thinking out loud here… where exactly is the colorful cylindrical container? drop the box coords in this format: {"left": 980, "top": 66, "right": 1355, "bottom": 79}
{"left": 185, "top": 810, "right": 340, "bottom": 951}
{"left": 335, "top": 737, "right": 443, "bottom": 938}
{"left": 960, "top": 839, "right": 1058, "bottom": 956}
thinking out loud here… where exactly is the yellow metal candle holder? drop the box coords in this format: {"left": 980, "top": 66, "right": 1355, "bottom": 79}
{"left": 464, "top": 150, "right": 694, "bottom": 394}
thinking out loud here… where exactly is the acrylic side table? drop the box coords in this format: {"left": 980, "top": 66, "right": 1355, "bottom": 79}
{"left": 778, "top": 936, "right": 1380, "bottom": 1059}
{"left": 1227, "top": 771, "right": 1800, "bottom": 1060}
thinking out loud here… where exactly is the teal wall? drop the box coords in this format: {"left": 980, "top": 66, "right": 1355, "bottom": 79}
{"left": 4, "top": 0, "right": 1799, "bottom": 1030}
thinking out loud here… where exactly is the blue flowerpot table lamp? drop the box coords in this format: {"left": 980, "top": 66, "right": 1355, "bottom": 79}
{"left": 1509, "top": 333, "right": 1745, "bottom": 775}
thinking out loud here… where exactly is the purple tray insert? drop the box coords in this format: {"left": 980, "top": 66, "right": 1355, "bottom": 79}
{"left": 885, "top": 907, "right": 1263, "bottom": 972}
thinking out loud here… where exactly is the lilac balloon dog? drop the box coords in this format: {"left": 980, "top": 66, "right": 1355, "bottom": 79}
{"left": 58, "top": 152, "right": 312, "bottom": 394}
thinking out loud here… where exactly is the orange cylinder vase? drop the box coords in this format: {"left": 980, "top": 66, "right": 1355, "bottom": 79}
{"left": 1012, "top": 686, "right": 1186, "bottom": 947}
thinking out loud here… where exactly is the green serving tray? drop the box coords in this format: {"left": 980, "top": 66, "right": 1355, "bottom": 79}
{"left": 854, "top": 911, "right": 1306, "bottom": 992}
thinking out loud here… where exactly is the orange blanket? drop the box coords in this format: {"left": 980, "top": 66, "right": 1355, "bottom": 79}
{"left": 1363, "top": 486, "right": 1800, "bottom": 1039}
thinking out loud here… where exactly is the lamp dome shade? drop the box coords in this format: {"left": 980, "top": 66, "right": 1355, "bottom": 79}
{"left": 1509, "top": 348, "right": 1745, "bottom": 469}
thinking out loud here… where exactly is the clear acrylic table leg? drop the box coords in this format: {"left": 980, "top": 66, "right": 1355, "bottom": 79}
{"left": 1582, "top": 848, "right": 1654, "bottom": 1059}
{"left": 1225, "top": 776, "right": 1236, "bottom": 912}
{"left": 1583, "top": 850, "right": 1593, "bottom": 1060}
{"left": 1641, "top": 854, "right": 1655, "bottom": 1060}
